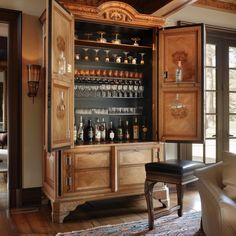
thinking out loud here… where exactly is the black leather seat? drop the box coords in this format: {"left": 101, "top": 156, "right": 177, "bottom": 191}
{"left": 144, "top": 160, "right": 205, "bottom": 230}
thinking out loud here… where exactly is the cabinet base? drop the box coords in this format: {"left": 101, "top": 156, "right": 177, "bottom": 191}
{"left": 51, "top": 200, "right": 85, "bottom": 223}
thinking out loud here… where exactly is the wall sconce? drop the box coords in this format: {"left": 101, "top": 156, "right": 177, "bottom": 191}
{"left": 27, "top": 64, "right": 41, "bottom": 103}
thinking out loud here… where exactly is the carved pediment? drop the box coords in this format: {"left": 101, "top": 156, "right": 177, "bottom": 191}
{"left": 60, "top": 1, "right": 165, "bottom": 28}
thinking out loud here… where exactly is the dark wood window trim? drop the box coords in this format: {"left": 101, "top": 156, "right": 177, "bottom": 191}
{"left": 0, "top": 8, "right": 22, "bottom": 207}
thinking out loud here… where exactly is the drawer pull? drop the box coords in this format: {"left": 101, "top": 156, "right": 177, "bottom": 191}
{"left": 66, "top": 156, "right": 72, "bottom": 166}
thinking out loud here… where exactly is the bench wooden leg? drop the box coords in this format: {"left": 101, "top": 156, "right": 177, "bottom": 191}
{"left": 144, "top": 179, "right": 157, "bottom": 230}
{"left": 176, "top": 184, "right": 184, "bottom": 217}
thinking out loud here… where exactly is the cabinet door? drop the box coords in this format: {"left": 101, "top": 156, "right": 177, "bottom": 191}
{"left": 46, "top": 0, "right": 74, "bottom": 151}
{"left": 158, "top": 24, "right": 204, "bottom": 142}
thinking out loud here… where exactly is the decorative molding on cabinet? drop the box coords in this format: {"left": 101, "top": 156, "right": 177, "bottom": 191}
{"left": 59, "top": 1, "right": 165, "bottom": 28}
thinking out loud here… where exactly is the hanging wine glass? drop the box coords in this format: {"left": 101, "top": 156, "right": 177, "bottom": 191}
{"left": 104, "top": 49, "right": 110, "bottom": 62}
{"left": 123, "top": 52, "right": 129, "bottom": 64}
{"left": 97, "top": 31, "right": 107, "bottom": 43}
{"left": 94, "top": 49, "right": 100, "bottom": 62}
{"left": 131, "top": 37, "right": 140, "bottom": 46}
{"left": 112, "top": 33, "right": 121, "bottom": 44}
{"left": 139, "top": 52, "right": 145, "bottom": 64}
{"left": 83, "top": 48, "right": 89, "bottom": 61}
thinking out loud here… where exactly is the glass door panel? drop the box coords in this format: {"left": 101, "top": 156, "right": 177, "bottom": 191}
{"left": 229, "top": 46, "right": 236, "bottom": 152}
{"left": 192, "top": 43, "right": 216, "bottom": 163}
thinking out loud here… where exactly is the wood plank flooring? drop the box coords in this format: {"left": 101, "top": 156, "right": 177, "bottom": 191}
{"left": 0, "top": 181, "right": 201, "bottom": 236}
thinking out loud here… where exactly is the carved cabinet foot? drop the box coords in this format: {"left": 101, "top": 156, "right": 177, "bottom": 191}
{"left": 51, "top": 200, "right": 85, "bottom": 223}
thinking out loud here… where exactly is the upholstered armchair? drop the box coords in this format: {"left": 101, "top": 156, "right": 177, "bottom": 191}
{"left": 195, "top": 154, "right": 236, "bottom": 236}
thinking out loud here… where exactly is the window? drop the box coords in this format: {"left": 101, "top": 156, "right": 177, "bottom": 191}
{"left": 192, "top": 28, "right": 236, "bottom": 163}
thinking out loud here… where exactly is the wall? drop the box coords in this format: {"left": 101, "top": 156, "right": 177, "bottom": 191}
{"left": 22, "top": 14, "right": 43, "bottom": 188}
{"left": 164, "top": 5, "right": 236, "bottom": 28}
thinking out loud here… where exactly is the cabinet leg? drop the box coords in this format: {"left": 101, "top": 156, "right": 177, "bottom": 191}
{"left": 51, "top": 200, "right": 84, "bottom": 223}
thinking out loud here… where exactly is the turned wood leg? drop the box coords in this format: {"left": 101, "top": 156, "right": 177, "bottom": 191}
{"left": 176, "top": 184, "right": 184, "bottom": 217}
{"left": 144, "top": 179, "right": 157, "bottom": 230}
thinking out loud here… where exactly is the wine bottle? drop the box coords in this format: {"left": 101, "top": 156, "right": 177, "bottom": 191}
{"left": 124, "top": 120, "right": 130, "bottom": 141}
{"left": 77, "top": 116, "right": 84, "bottom": 143}
{"left": 108, "top": 121, "right": 115, "bottom": 142}
{"left": 132, "top": 117, "right": 139, "bottom": 140}
{"left": 141, "top": 117, "right": 148, "bottom": 141}
{"left": 116, "top": 118, "right": 123, "bottom": 142}
{"left": 100, "top": 117, "right": 106, "bottom": 142}
{"left": 85, "top": 119, "right": 94, "bottom": 143}
{"left": 94, "top": 118, "right": 101, "bottom": 143}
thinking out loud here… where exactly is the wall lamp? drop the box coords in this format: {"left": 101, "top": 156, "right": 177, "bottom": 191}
{"left": 27, "top": 64, "right": 41, "bottom": 103}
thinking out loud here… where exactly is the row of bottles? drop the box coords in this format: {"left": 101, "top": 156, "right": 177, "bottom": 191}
{"left": 74, "top": 117, "right": 148, "bottom": 144}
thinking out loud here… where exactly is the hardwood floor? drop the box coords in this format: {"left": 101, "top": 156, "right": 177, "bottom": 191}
{"left": 0, "top": 182, "right": 201, "bottom": 236}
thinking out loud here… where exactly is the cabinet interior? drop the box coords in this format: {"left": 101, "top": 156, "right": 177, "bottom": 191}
{"left": 74, "top": 21, "right": 154, "bottom": 142}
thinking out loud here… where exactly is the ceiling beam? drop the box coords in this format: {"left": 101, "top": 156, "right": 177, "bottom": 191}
{"left": 195, "top": 0, "right": 236, "bottom": 13}
{"left": 153, "top": 0, "right": 198, "bottom": 17}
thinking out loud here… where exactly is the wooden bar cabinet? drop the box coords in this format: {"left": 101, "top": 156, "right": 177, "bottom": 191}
{"left": 41, "top": 0, "right": 204, "bottom": 223}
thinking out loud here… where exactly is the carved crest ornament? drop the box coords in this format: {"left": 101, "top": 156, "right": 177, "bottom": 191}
{"left": 60, "top": 1, "right": 165, "bottom": 28}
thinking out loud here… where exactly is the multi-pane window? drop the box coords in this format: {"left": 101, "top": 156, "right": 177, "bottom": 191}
{"left": 192, "top": 30, "right": 236, "bottom": 163}
{"left": 229, "top": 46, "right": 236, "bottom": 153}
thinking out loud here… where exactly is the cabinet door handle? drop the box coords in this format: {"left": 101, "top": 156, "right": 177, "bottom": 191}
{"left": 163, "top": 71, "right": 168, "bottom": 79}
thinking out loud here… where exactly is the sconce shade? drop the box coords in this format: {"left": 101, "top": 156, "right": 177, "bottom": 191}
{"left": 27, "top": 64, "right": 41, "bottom": 102}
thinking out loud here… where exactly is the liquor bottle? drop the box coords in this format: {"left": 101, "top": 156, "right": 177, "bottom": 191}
{"left": 94, "top": 118, "right": 101, "bottom": 143}
{"left": 141, "top": 118, "right": 148, "bottom": 141}
{"left": 100, "top": 118, "right": 106, "bottom": 142}
{"left": 116, "top": 118, "right": 123, "bottom": 142}
{"left": 175, "top": 60, "right": 182, "bottom": 82}
{"left": 124, "top": 120, "right": 130, "bottom": 141}
{"left": 85, "top": 119, "right": 94, "bottom": 143}
{"left": 77, "top": 116, "right": 84, "bottom": 143}
{"left": 132, "top": 117, "right": 139, "bottom": 140}
{"left": 73, "top": 124, "right": 77, "bottom": 144}
{"left": 108, "top": 121, "right": 115, "bottom": 142}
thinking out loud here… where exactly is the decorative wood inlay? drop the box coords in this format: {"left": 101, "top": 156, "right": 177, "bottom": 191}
{"left": 59, "top": 1, "right": 165, "bottom": 28}
{"left": 195, "top": 0, "right": 236, "bottom": 13}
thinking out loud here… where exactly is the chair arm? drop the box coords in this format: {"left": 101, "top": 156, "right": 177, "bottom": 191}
{"left": 195, "top": 162, "right": 236, "bottom": 236}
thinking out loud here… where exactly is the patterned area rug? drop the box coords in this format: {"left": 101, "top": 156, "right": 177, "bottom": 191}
{"left": 57, "top": 211, "right": 203, "bottom": 236}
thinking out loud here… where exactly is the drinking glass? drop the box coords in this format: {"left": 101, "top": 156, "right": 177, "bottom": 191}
{"left": 104, "top": 49, "right": 110, "bottom": 62}
{"left": 139, "top": 52, "right": 145, "bottom": 64}
{"left": 94, "top": 49, "right": 100, "bottom": 62}
{"left": 112, "top": 33, "right": 121, "bottom": 44}
{"left": 83, "top": 48, "right": 89, "bottom": 61}
{"left": 131, "top": 37, "right": 140, "bottom": 46}
{"left": 112, "top": 54, "right": 117, "bottom": 63}
{"left": 123, "top": 52, "right": 129, "bottom": 64}
{"left": 97, "top": 31, "right": 107, "bottom": 43}
{"left": 84, "top": 33, "right": 93, "bottom": 40}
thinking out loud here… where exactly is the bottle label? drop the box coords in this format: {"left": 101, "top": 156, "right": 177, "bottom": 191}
{"left": 133, "top": 127, "right": 139, "bottom": 140}
{"left": 109, "top": 131, "right": 115, "bottom": 140}
{"left": 88, "top": 130, "right": 94, "bottom": 139}
{"left": 117, "top": 128, "right": 123, "bottom": 140}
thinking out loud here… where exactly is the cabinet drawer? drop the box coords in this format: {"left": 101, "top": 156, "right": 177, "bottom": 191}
{"left": 118, "top": 148, "right": 152, "bottom": 165}
{"left": 119, "top": 166, "right": 146, "bottom": 186}
{"left": 74, "top": 169, "right": 110, "bottom": 191}
{"left": 74, "top": 151, "right": 110, "bottom": 169}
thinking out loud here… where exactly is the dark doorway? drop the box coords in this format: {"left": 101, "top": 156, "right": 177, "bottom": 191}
{"left": 0, "top": 8, "right": 22, "bottom": 208}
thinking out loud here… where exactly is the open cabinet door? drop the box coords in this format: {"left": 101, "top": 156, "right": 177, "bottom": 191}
{"left": 46, "top": 0, "right": 74, "bottom": 151}
{"left": 158, "top": 24, "right": 204, "bottom": 142}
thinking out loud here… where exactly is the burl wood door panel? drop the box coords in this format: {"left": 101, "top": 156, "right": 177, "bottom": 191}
{"left": 46, "top": 0, "right": 74, "bottom": 151}
{"left": 158, "top": 25, "right": 204, "bottom": 142}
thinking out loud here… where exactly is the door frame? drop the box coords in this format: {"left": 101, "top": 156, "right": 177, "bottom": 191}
{"left": 0, "top": 8, "right": 22, "bottom": 208}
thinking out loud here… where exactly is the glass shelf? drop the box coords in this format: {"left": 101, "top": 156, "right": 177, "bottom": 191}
{"left": 75, "top": 60, "right": 144, "bottom": 67}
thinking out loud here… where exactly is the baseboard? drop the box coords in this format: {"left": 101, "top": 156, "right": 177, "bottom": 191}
{"left": 21, "top": 187, "right": 42, "bottom": 206}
